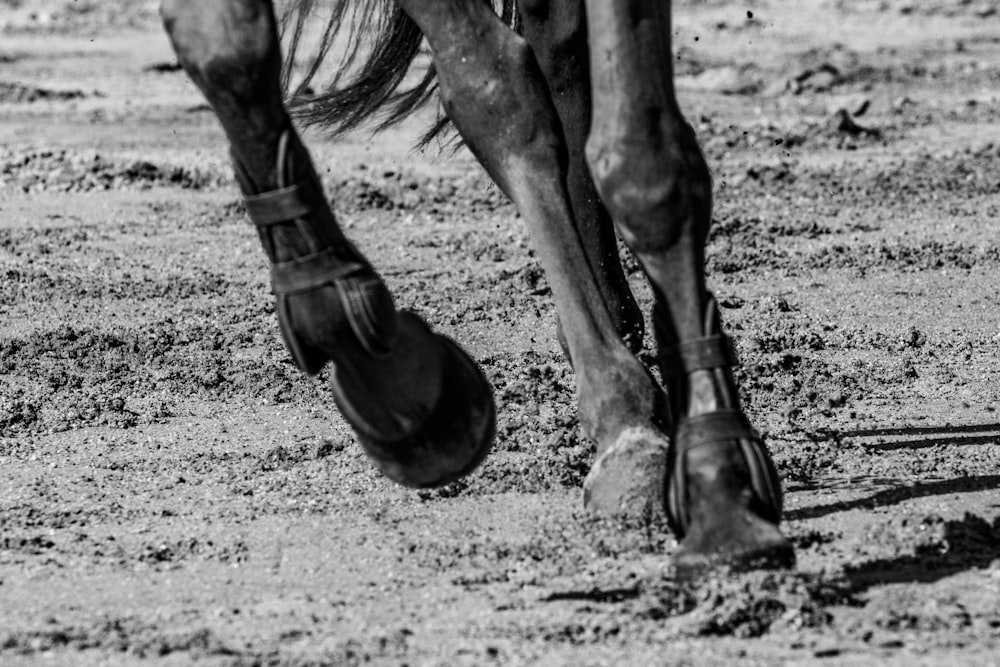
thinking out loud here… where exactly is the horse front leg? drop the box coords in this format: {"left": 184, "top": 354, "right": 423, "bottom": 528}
{"left": 582, "top": 0, "right": 793, "bottom": 573}
{"left": 159, "top": 0, "right": 495, "bottom": 487}
{"left": 397, "top": 0, "right": 671, "bottom": 519}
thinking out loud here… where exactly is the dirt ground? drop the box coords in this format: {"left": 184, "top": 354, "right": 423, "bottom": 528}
{"left": 3, "top": 0, "right": 1000, "bottom": 664}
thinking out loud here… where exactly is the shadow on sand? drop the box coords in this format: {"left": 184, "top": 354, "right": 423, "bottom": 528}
{"left": 841, "top": 422, "right": 1000, "bottom": 451}
{"left": 785, "top": 474, "right": 1000, "bottom": 522}
{"left": 844, "top": 512, "right": 1000, "bottom": 587}
{"left": 787, "top": 422, "right": 1000, "bottom": 586}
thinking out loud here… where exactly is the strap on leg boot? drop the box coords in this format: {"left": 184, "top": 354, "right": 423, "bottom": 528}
{"left": 233, "top": 129, "right": 397, "bottom": 375}
{"left": 658, "top": 295, "right": 783, "bottom": 538}
{"left": 231, "top": 128, "right": 496, "bottom": 488}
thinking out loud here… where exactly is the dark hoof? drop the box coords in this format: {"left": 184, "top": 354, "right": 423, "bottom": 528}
{"left": 671, "top": 508, "right": 795, "bottom": 579}
{"left": 583, "top": 426, "right": 669, "bottom": 519}
{"left": 355, "top": 335, "right": 496, "bottom": 488}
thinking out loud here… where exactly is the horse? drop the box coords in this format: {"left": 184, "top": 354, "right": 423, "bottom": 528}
{"left": 159, "top": 0, "right": 791, "bottom": 575}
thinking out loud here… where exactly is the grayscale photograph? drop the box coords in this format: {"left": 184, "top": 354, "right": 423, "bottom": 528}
{"left": 1, "top": 0, "right": 999, "bottom": 663}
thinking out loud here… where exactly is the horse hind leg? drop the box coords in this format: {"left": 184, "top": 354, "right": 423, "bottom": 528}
{"left": 582, "top": 0, "right": 794, "bottom": 573}
{"left": 397, "top": 0, "right": 671, "bottom": 518}
{"left": 159, "top": 0, "right": 495, "bottom": 487}
{"left": 518, "top": 0, "right": 644, "bottom": 356}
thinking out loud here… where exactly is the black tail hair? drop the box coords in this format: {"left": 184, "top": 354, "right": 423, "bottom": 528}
{"left": 280, "top": 0, "right": 521, "bottom": 145}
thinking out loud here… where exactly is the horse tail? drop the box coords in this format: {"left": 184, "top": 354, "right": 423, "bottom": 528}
{"left": 280, "top": 0, "right": 521, "bottom": 145}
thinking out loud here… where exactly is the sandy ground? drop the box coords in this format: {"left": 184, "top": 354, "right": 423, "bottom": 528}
{"left": 3, "top": 0, "right": 1000, "bottom": 664}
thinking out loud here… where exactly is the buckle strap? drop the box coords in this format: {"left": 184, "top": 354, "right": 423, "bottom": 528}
{"left": 271, "top": 247, "right": 367, "bottom": 295}
{"left": 673, "top": 410, "right": 756, "bottom": 455}
{"left": 243, "top": 181, "right": 322, "bottom": 227}
{"left": 660, "top": 334, "right": 737, "bottom": 378}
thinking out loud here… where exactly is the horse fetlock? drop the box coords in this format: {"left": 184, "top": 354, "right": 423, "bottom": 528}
{"left": 653, "top": 292, "right": 744, "bottom": 419}
{"left": 578, "top": 352, "right": 670, "bottom": 518}
{"left": 575, "top": 350, "right": 662, "bottom": 450}
{"left": 276, "top": 275, "right": 398, "bottom": 375}
{"left": 335, "top": 275, "right": 398, "bottom": 358}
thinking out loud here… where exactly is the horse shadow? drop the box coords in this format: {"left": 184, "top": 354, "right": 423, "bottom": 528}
{"left": 836, "top": 422, "right": 1000, "bottom": 451}
{"left": 843, "top": 512, "right": 1000, "bottom": 588}
{"left": 786, "top": 422, "right": 1000, "bottom": 587}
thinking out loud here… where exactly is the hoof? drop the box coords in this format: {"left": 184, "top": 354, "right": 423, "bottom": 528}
{"left": 671, "top": 508, "right": 795, "bottom": 579}
{"left": 665, "top": 413, "right": 793, "bottom": 577}
{"left": 352, "top": 334, "right": 496, "bottom": 488}
{"left": 583, "top": 426, "right": 669, "bottom": 519}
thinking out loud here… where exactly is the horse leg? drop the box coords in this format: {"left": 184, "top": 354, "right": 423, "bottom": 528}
{"left": 518, "top": 0, "right": 644, "bottom": 356}
{"left": 159, "top": 0, "right": 495, "bottom": 487}
{"left": 582, "top": 0, "right": 794, "bottom": 572}
{"left": 396, "top": 0, "right": 670, "bottom": 518}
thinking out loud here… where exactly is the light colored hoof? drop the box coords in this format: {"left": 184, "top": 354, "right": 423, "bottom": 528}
{"left": 583, "top": 425, "right": 669, "bottom": 519}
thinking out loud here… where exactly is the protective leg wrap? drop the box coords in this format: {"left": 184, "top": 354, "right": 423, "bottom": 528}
{"left": 234, "top": 128, "right": 495, "bottom": 487}
{"left": 665, "top": 409, "right": 783, "bottom": 539}
{"left": 235, "top": 129, "right": 397, "bottom": 374}
{"left": 657, "top": 296, "right": 784, "bottom": 540}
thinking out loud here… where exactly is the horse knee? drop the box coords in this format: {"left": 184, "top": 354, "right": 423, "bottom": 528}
{"left": 161, "top": 0, "right": 279, "bottom": 99}
{"left": 585, "top": 120, "right": 712, "bottom": 254}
